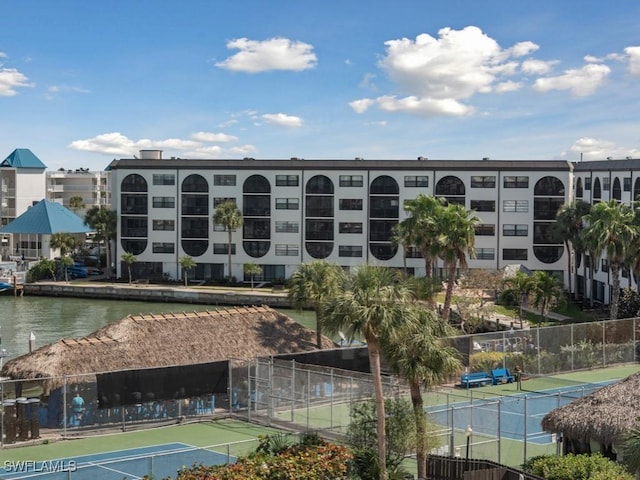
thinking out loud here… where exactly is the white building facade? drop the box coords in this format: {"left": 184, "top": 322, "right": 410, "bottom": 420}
{"left": 108, "top": 152, "right": 573, "bottom": 287}
{"left": 46, "top": 168, "right": 111, "bottom": 218}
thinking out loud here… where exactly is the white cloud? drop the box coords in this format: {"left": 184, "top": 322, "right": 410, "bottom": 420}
{"left": 521, "top": 58, "right": 558, "bottom": 75}
{"left": 68, "top": 132, "right": 138, "bottom": 156}
{"left": 229, "top": 144, "right": 257, "bottom": 155}
{"left": 0, "top": 68, "right": 33, "bottom": 96}
{"left": 349, "top": 98, "right": 375, "bottom": 113}
{"left": 533, "top": 63, "right": 610, "bottom": 96}
{"left": 569, "top": 137, "right": 640, "bottom": 160}
{"left": 261, "top": 113, "right": 303, "bottom": 127}
{"left": 354, "top": 26, "right": 542, "bottom": 117}
{"left": 190, "top": 131, "right": 238, "bottom": 143}
{"left": 625, "top": 46, "right": 640, "bottom": 75}
{"left": 216, "top": 37, "right": 317, "bottom": 73}
{"left": 364, "top": 121, "right": 388, "bottom": 126}
{"left": 495, "top": 80, "right": 523, "bottom": 93}
{"left": 185, "top": 146, "right": 224, "bottom": 158}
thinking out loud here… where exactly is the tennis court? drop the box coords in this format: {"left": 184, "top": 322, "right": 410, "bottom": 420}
{"left": 1, "top": 442, "right": 234, "bottom": 480}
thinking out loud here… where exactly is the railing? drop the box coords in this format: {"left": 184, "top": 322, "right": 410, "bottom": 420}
{"left": 427, "top": 455, "right": 545, "bottom": 480}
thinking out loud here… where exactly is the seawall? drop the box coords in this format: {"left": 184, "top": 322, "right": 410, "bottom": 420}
{"left": 23, "top": 282, "right": 291, "bottom": 308}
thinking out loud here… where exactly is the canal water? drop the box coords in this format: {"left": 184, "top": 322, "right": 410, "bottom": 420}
{"left": 0, "top": 295, "right": 316, "bottom": 361}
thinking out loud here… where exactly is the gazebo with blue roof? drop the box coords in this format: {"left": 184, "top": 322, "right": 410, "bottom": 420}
{"left": 0, "top": 199, "right": 92, "bottom": 260}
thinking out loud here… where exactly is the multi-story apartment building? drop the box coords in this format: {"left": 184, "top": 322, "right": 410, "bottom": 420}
{"left": 107, "top": 150, "right": 573, "bottom": 289}
{"left": 0, "top": 149, "right": 47, "bottom": 258}
{"left": 46, "top": 168, "right": 111, "bottom": 218}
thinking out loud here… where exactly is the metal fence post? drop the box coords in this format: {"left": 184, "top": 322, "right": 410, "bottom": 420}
{"left": 523, "top": 396, "right": 528, "bottom": 465}
{"left": 291, "top": 360, "right": 296, "bottom": 422}
{"left": 62, "top": 375, "right": 67, "bottom": 437}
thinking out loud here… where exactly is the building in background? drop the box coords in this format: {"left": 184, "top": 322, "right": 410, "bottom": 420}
{"left": 46, "top": 168, "right": 111, "bottom": 218}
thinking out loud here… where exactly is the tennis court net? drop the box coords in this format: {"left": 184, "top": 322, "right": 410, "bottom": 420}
{"left": 519, "top": 373, "right": 609, "bottom": 399}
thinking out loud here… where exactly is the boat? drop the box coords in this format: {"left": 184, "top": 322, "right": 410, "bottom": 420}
{"left": 0, "top": 261, "right": 26, "bottom": 293}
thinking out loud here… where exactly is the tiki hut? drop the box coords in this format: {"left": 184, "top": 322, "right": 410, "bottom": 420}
{"left": 2, "top": 306, "right": 335, "bottom": 385}
{"left": 542, "top": 372, "right": 640, "bottom": 459}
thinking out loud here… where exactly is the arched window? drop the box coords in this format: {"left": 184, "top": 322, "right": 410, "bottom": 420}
{"left": 593, "top": 178, "right": 601, "bottom": 200}
{"left": 612, "top": 178, "right": 622, "bottom": 201}
{"left": 305, "top": 175, "right": 334, "bottom": 194}
{"left": 534, "top": 176, "right": 565, "bottom": 196}
{"left": 244, "top": 175, "right": 271, "bottom": 193}
{"left": 182, "top": 174, "right": 208, "bottom": 193}
{"left": 370, "top": 175, "right": 399, "bottom": 194}
{"left": 435, "top": 176, "right": 465, "bottom": 196}
{"left": 121, "top": 239, "right": 147, "bottom": 255}
{"left": 243, "top": 175, "right": 271, "bottom": 258}
{"left": 575, "top": 178, "right": 583, "bottom": 198}
{"left": 182, "top": 239, "right": 208, "bottom": 257}
{"left": 121, "top": 174, "right": 148, "bottom": 192}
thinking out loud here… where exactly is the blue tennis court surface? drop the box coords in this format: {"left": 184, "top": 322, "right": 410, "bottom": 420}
{"left": 1, "top": 442, "right": 235, "bottom": 480}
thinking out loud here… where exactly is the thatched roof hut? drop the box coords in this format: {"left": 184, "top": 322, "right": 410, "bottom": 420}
{"left": 1, "top": 305, "right": 335, "bottom": 387}
{"left": 542, "top": 372, "right": 640, "bottom": 447}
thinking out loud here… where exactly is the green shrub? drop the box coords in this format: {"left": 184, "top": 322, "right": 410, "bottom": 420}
{"left": 469, "top": 351, "right": 504, "bottom": 372}
{"left": 523, "top": 453, "right": 633, "bottom": 480}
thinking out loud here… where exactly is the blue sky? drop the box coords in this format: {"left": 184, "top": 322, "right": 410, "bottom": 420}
{"left": 2, "top": 1, "right": 640, "bottom": 171}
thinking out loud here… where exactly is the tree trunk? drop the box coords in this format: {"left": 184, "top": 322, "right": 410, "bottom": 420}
{"left": 611, "top": 263, "right": 621, "bottom": 320}
{"left": 442, "top": 262, "right": 457, "bottom": 321}
{"left": 410, "top": 380, "right": 427, "bottom": 480}
{"left": 565, "top": 240, "right": 573, "bottom": 300}
{"left": 227, "top": 230, "right": 233, "bottom": 280}
{"left": 315, "top": 308, "right": 323, "bottom": 349}
{"left": 366, "top": 337, "right": 387, "bottom": 480}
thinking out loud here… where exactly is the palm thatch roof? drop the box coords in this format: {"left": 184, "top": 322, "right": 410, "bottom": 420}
{"left": 1, "top": 306, "right": 335, "bottom": 388}
{"left": 542, "top": 372, "right": 640, "bottom": 445}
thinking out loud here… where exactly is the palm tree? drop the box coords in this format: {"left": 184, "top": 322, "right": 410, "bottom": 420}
{"left": 391, "top": 221, "right": 413, "bottom": 274}
{"left": 552, "top": 200, "right": 591, "bottom": 301}
{"left": 323, "top": 265, "right": 413, "bottom": 479}
{"left": 400, "top": 195, "right": 446, "bottom": 280}
{"left": 288, "top": 260, "right": 345, "bottom": 348}
{"left": 179, "top": 256, "right": 197, "bottom": 287}
{"left": 244, "top": 262, "right": 262, "bottom": 290}
{"left": 622, "top": 423, "right": 640, "bottom": 475}
{"left": 68, "top": 196, "right": 85, "bottom": 214}
{"left": 121, "top": 252, "right": 137, "bottom": 284}
{"left": 381, "top": 307, "right": 461, "bottom": 479}
{"left": 435, "top": 203, "right": 478, "bottom": 321}
{"left": 213, "top": 200, "right": 243, "bottom": 280}
{"left": 501, "top": 270, "right": 534, "bottom": 328}
{"left": 49, "top": 232, "right": 78, "bottom": 257}
{"left": 583, "top": 199, "right": 637, "bottom": 319}
{"left": 84, "top": 206, "right": 117, "bottom": 279}
{"left": 529, "top": 271, "right": 565, "bottom": 322}
{"left": 60, "top": 255, "right": 74, "bottom": 282}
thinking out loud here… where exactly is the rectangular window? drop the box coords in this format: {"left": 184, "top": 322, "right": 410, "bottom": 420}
{"left": 339, "top": 245, "right": 363, "bottom": 257}
{"left": 213, "top": 223, "right": 226, "bottom": 232}
{"left": 503, "top": 224, "right": 529, "bottom": 236}
{"left": 275, "top": 174, "right": 299, "bottom": 186}
{"left": 470, "top": 200, "right": 496, "bottom": 212}
{"left": 603, "top": 177, "right": 610, "bottom": 191}
{"left": 339, "top": 198, "right": 363, "bottom": 210}
{"left": 475, "top": 224, "right": 495, "bottom": 236}
{"left": 471, "top": 176, "right": 496, "bottom": 188}
{"left": 152, "top": 196, "right": 175, "bottom": 208}
{"left": 152, "top": 242, "right": 174, "bottom": 253}
{"left": 213, "top": 197, "right": 236, "bottom": 207}
{"left": 476, "top": 248, "right": 495, "bottom": 260}
{"left": 585, "top": 177, "right": 592, "bottom": 190}
{"left": 404, "top": 175, "right": 429, "bottom": 187}
{"left": 601, "top": 259, "right": 609, "bottom": 273}
{"left": 213, "top": 243, "right": 236, "bottom": 255}
{"left": 503, "top": 200, "right": 529, "bottom": 212}
{"left": 275, "top": 198, "right": 299, "bottom": 210}
{"left": 503, "top": 248, "right": 528, "bottom": 261}
{"left": 339, "top": 222, "right": 363, "bottom": 234}
{"left": 275, "top": 221, "right": 299, "bottom": 233}
{"left": 152, "top": 220, "right": 175, "bottom": 231}
{"left": 503, "top": 176, "right": 529, "bottom": 188}
{"left": 624, "top": 177, "right": 632, "bottom": 192}
{"left": 152, "top": 174, "right": 175, "bottom": 186}
{"left": 339, "top": 175, "right": 364, "bottom": 187}
{"left": 213, "top": 174, "right": 236, "bottom": 186}
{"left": 275, "top": 244, "right": 299, "bottom": 256}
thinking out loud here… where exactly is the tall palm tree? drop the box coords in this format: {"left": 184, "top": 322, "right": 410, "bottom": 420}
{"left": 288, "top": 260, "right": 345, "bottom": 348}
{"left": 381, "top": 307, "right": 461, "bottom": 480}
{"left": 213, "top": 200, "right": 243, "bottom": 280}
{"left": 84, "top": 206, "right": 117, "bottom": 279}
{"left": 121, "top": 252, "right": 137, "bottom": 284}
{"left": 552, "top": 200, "right": 591, "bottom": 301}
{"left": 583, "top": 199, "right": 637, "bottom": 319}
{"left": 391, "top": 221, "right": 412, "bottom": 274}
{"left": 49, "top": 232, "right": 78, "bottom": 256}
{"left": 400, "top": 195, "right": 446, "bottom": 280}
{"left": 501, "top": 270, "right": 534, "bottom": 327}
{"left": 179, "top": 255, "right": 197, "bottom": 287}
{"left": 435, "top": 203, "right": 478, "bottom": 321}
{"left": 323, "top": 265, "right": 413, "bottom": 480}
{"left": 529, "top": 271, "right": 564, "bottom": 322}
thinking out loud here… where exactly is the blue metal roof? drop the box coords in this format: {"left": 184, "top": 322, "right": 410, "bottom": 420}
{"left": 1, "top": 149, "right": 47, "bottom": 169}
{"left": 0, "top": 200, "right": 92, "bottom": 234}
